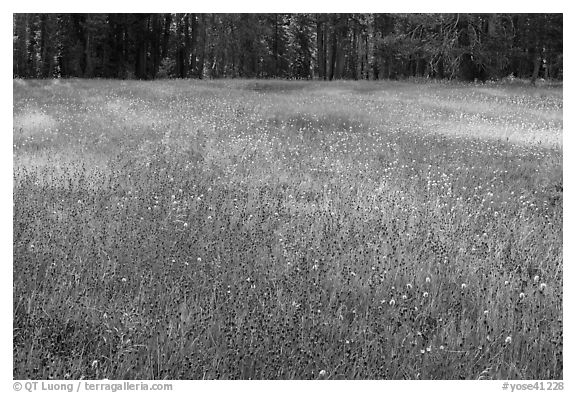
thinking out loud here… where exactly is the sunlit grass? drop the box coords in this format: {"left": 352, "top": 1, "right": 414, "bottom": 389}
{"left": 13, "top": 79, "right": 562, "bottom": 380}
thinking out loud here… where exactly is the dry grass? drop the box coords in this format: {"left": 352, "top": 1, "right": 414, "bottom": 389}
{"left": 13, "top": 79, "right": 562, "bottom": 380}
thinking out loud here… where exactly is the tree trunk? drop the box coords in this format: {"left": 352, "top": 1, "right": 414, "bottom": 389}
{"left": 190, "top": 14, "right": 197, "bottom": 76}
{"left": 121, "top": 15, "right": 127, "bottom": 78}
{"left": 27, "top": 15, "right": 38, "bottom": 77}
{"left": 334, "top": 15, "right": 347, "bottom": 79}
{"left": 355, "top": 22, "right": 363, "bottom": 80}
{"left": 15, "top": 14, "right": 29, "bottom": 77}
{"left": 328, "top": 15, "right": 337, "bottom": 80}
{"left": 151, "top": 14, "right": 161, "bottom": 78}
{"left": 134, "top": 15, "right": 148, "bottom": 79}
{"left": 351, "top": 19, "right": 358, "bottom": 80}
{"left": 366, "top": 14, "right": 375, "bottom": 80}
{"left": 531, "top": 51, "right": 541, "bottom": 85}
{"left": 84, "top": 32, "right": 92, "bottom": 77}
{"left": 316, "top": 15, "right": 324, "bottom": 79}
{"left": 184, "top": 14, "right": 191, "bottom": 77}
{"left": 197, "top": 14, "right": 207, "bottom": 79}
{"left": 39, "top": 14, "right": 48, "bottom": 77}
{"left": 274, "top": 14, "right": 279, "bottom": 77}
{"left": 161, "top": 14, "right": 172, "bottom": 60}
{"left": 175, "top": 14, "right": 184, "bottom": 78}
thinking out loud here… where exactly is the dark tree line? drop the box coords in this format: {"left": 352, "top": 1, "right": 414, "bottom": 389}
{"left": 13, "top": 13, "right": 562, "bottom": 81}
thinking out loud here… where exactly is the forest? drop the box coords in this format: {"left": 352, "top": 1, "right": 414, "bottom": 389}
{"left": 13, "top": 13, "right": 562, "bottom": 82}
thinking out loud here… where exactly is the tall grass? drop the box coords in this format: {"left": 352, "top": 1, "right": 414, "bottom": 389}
{"left": 13, "top": 79, "right": 562, "bottom": 379}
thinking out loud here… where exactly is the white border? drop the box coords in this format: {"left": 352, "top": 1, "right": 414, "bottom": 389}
{"left": 2, "top": 3, "right": 571, "bottom": 392}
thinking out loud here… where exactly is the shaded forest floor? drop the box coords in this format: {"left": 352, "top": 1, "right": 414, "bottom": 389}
{"left": 13, "top": 79, "right": 562, "bottom": 379}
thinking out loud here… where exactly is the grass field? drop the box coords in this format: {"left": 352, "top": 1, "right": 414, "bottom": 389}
{"left": 13, "top": 79, "right": 562, "bottom": 380}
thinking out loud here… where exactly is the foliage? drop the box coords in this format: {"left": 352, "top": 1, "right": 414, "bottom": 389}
{"left": 157, "top": 57, "right": 176, "bottom": 79}
{"left": 13, "top": 13, "right": 562, "bottom": 81}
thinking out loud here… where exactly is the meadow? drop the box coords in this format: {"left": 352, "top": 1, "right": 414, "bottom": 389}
{"left": 13, "top": 78, "right": 563, "bottom": 380}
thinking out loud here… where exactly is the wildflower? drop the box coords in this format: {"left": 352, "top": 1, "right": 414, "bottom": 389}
{"left": 439, "top": 345, "right": 445, "bottom": 350}
{"left": 505, "top": 336, "right": 512, "bottom": 344}
{"left": 461, "top": 283, "right": 467, "bottom": 290}
{"left": 121, "top": 277, "right": 127, "bottom": 283}
{"left": 197, "top": 257, "right": 201, "bottom": 262}
{"left": 425, "top": 277, "right": 431, "bottom": 283}
{"left": 539, "top": 283, "right": 547, "bottom": 292}
{"left": 533, "top": 275, "right": 540, "bottom": 283}
{"left": 319, "top": 370, "right": 327, "bottom": 377}
{"left": 504, "top": 280, "right": 510, "bottom": 286}
{"left": 406, "top": 283, "right": 413, "bottom": 290}
{"left": 484, "top": 310, "right": 489, "bottom": 316}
